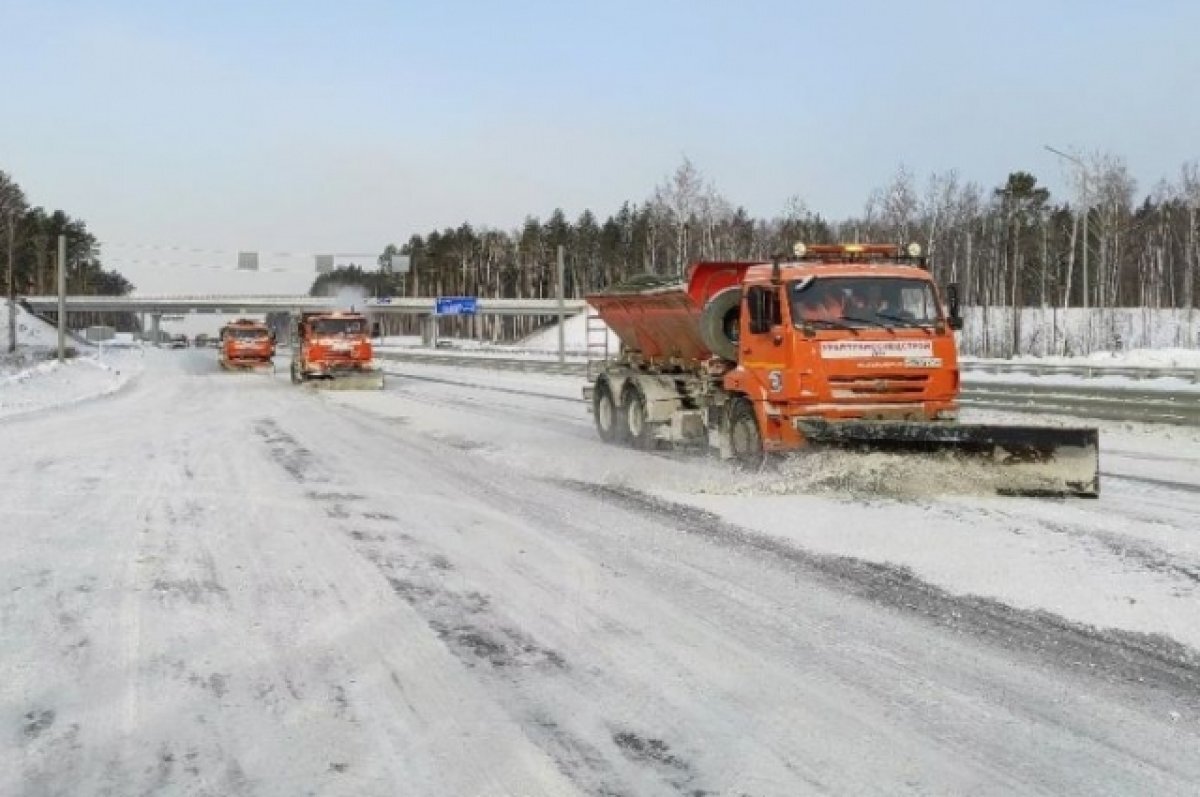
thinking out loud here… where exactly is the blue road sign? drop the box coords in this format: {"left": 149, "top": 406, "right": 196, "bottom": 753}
{"left": 435, "top": 296, "right": 478, "bottom": 316}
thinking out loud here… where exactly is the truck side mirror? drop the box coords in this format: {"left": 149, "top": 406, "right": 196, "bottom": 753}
{"left": 945, "top": 283, "right": 963, "bottom": 330}
{"left": 747, "top": 288, "right": 771, "bottom": 335}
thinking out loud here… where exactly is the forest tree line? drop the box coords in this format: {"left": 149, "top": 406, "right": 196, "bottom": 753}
{"left": 1, "top": 170, "right": 133, "bottom": 297}
{"left": 310, "top": 156, "right": 1200, "bottom": 344}
{"left": 1, "top": 168, "right": 134, "bottom": 333}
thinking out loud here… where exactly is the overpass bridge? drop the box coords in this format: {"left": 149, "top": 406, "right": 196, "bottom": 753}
{"left": 20, "top": 294, "right": 588, "bottom": 346}
{"left": 21, "top": 295, "right": 587, "bottom": 316}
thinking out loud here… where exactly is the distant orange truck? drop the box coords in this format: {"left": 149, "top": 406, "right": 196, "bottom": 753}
{"left": 289, "top": 310, "right": 383, "bottom": 389}
{"left": 219, "top": 319, "right": 276, "bottom": 372}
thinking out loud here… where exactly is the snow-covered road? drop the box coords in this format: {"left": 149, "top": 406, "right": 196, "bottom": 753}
{"left": 2, "top": 350, "right": 1199, "bottom": 796}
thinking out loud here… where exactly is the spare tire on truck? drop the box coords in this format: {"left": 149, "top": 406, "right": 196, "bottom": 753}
{"left": 699, "top": 286, "right": 741, "bottom": 362}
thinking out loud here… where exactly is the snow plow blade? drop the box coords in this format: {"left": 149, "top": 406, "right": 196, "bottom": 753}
{"left": 220, "top": 360, "right": 275, "bottom": 374}
{"left": 304, "top": 371, "right": 385, "bottom": 390}
{"left": 795, "top": 419, "right": 1100, "bottom": 497}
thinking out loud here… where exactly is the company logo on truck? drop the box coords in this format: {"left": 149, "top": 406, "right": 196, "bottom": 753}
{"left": 819, "top": 340, "right": 934, "bottom": 359}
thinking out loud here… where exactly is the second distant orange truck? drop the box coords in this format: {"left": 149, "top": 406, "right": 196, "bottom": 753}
{"left": 218, "top": 318, "right": 276, "bottom": 372}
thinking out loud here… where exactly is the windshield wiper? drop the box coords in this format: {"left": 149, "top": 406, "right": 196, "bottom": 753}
{"left": 806, "top": 318, "right": 859, "bottom": 334}
{"left": 839, "top": 314, "right": 895, "bottom": 333}
{"left": 873, "top": 311, "right": 934, "bottom": 329}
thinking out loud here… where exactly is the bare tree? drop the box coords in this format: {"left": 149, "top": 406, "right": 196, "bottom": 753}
{"left": 873, "top": 165, "right": 919, "bottom": 243}
{"left": 1180, "top": 161, "right": 1200, "bottom": 345}
{"left": 651, "top": 158, "right": 707, "bottom": 275}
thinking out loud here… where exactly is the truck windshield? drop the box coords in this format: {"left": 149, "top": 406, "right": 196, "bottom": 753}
{"left": 228, "top": 328, "right": 268, "bottom": 340}
{"left": 312, "top": 319, "right": 365, "bottom": 336}
{"left": 790, "top": 277, "right": 940, "bottom": 328}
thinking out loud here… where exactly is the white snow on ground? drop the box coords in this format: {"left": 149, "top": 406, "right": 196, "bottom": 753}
{"left": 1, "top": 301, "right": 148, "bottom": 418}
{"left": 363, "top": 360, "right": 1200, "bottom": 653}
{"left": 0, "top": 349, "right": 144, "bottom": 419}
{"left": 4, "top": 351, "right": 1200, "bottom": 794}
{"left": 962, "top": 369, "right": 1200, "bottom": 392}
{"left": 1039, "top": 347, "right": 1200, "bottom": 368}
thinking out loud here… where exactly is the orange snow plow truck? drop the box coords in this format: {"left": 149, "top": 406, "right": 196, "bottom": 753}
{"left": 290, "top": 310, "right": 384, "bottom": 390}
{"left": 219, "top": 318, "right": 275, "bottom": 372}
{"left": 584, "top": 243, "right": 1100, "bottom": 497}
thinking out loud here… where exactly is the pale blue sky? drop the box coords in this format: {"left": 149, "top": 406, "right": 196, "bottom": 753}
{"left": 1, "top": 0, "right": 1197, "bottom": 292}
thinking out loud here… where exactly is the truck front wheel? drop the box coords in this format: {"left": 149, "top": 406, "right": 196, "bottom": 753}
{"left": 593, "top": 380, "right": 626, "bottom": 444}
{"left": 729, "top": 399, "right": 766, "bottom": 469}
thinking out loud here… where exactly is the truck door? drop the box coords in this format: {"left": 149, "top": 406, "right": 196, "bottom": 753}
{"left": 742, "top": 285, "right": 783, "bottom": 363}
{"left": 734, "top": 285, "right": 789, "bottom": 444}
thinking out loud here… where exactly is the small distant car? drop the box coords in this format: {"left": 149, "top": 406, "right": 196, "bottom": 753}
{"left": 168, "top": 334, "right": 188, "bottom": 349}
{"left": 193, "top": 333, "right": 209, "bottom": 348}
{"left": 107, "top": 332, "right": 138, "bottom": 348}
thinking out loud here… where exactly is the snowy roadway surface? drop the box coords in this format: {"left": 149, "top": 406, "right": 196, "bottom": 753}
{"left": 3, "top": 350, "right": 1200, "bottom": 796}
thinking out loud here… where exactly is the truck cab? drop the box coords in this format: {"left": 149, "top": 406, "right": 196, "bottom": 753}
{"left": 723, "top": 246, "right": 962, "bottom": 452}
{"left": 218, "top": 319, "right": 275, "bottom": 370}
{"left": 290, "top": 311, "right": 383, "bottom": 389}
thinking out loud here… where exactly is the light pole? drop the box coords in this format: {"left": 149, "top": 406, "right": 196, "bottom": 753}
{"left": 1045, "top": 145, "right": 1089, "bottom": 310}
{"left": 5, "top": 211, "right": 14, "bottom": 353}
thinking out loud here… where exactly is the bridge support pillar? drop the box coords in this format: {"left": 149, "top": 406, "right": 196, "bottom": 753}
{"left": 150, "top": 313, "right": 161, "bottom": 346}
{"left": 420, "top": 315, "right": 438, "bottom": 347}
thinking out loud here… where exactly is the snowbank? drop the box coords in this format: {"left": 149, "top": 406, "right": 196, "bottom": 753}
{"left": 989, "top": 347, "right": 1200, "bottom": 369}
{"left": 0, "top": 349, "right": 143, "bottom": 420}
{"left": 0, "top": 301, "right": 73, "bottom": 352}
{"left": 518, "top": 309, "right": 615, "bottom": 355}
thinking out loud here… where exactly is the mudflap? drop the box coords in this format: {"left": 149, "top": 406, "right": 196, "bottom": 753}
{"left": 795, "top": 419, "right": 1100, "bottom": 498}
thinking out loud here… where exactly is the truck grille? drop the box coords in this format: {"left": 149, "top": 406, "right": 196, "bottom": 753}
{"left": 828, "top": 374, "right": 929, "bottom": 400}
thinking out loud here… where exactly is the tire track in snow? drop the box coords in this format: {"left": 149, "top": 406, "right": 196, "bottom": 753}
{"left": 558, "top": 480, "right": 1200, "bottom": 705}
{"left": 258, "top": 416, "right": 718, "bottom": 797}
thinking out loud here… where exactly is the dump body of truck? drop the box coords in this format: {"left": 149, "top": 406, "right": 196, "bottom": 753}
{"left": 290, "top": 311, "right": 383, "bottom": 390}
{"left": 218, "top": 319, "right": 275, "bottom": 371}
{"left": 585, "top": 244, "right": 1099, "bottom": 497}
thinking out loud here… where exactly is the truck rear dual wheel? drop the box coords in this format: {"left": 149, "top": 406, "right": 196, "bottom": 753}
{"left": 593, "top": 380, "right": 626, "bottom": 444}
{"left": 623, "top": 384, "right": 656, "bottom": 450}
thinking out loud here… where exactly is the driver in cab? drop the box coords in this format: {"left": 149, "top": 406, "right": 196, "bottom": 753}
{"left": 794, "top": 284, "right": 845, "bottom": 321}
{"left": 845, "top": 284, "right": 888, "bottom": 317}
